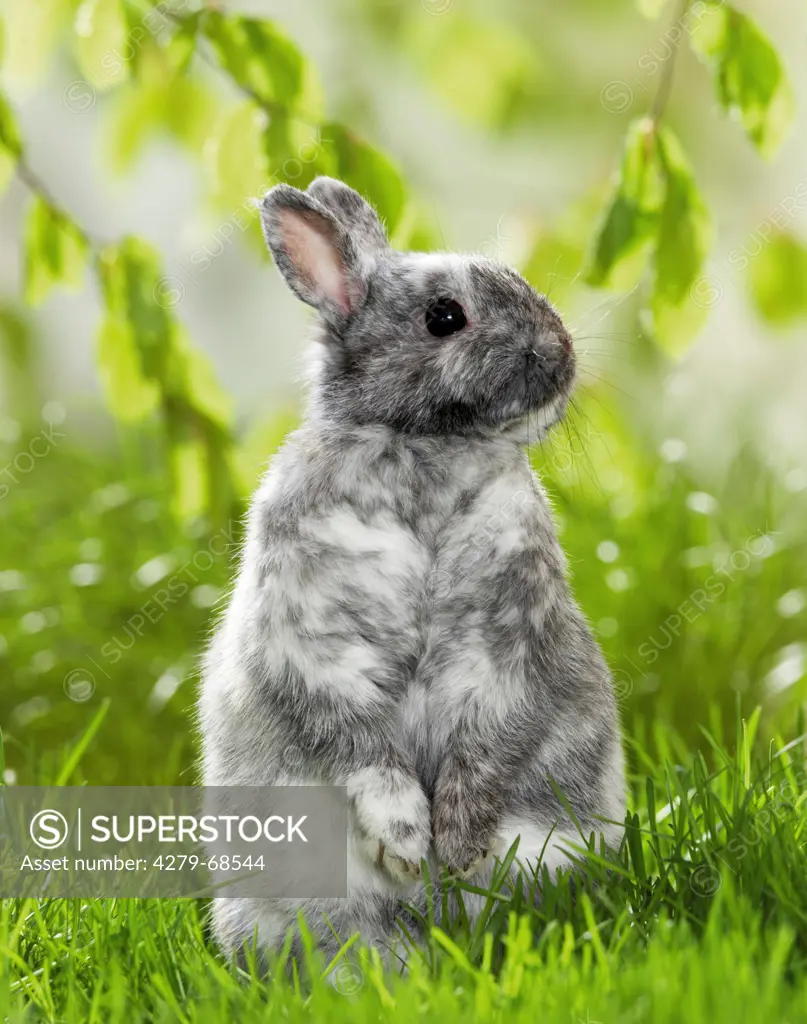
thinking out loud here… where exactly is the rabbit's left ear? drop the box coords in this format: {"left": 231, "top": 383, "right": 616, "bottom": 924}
{"left": 260, "top": 183, "right": 373, "bottom": 323}
{"left": 306, "top": 177, "right": 389, "bottom": 256}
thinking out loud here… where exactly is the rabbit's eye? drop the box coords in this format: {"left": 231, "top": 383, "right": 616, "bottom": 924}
{"left": 425, "top": 297, "right": 467, "bottom": 338}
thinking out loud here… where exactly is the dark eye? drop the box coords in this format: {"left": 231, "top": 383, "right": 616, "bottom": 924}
{"left": 425, "top": 297, "right": 467, "bottom": 338}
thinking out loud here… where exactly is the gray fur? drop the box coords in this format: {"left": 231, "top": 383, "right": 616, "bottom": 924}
{"left": 200, "top": 177, "right": 625, "bottom": 966}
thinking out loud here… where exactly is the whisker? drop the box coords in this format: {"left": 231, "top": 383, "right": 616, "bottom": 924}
{"left": 544, "top": 255, "right": 573, "bottom": 304}
{"left": 576, "top": 349, "right": 631, "bottom": 362}
{"left": 577, "top": 369, "right": 635, "bottom": 400}
{"left": 432, "top": 205, "right": 448, "bottom": 250}
{"left": 575, "top": 385, "right": 625, "bottom": 433}
{"left": 566, "top": 292, "right": 618, "bottom": 326}
{"left": 565, "top": 400, "right": 607, "bottom": 498}
{"left": 572, "top": 332, "right": 641, "bottom": 344}
{"left": 569, "top": 396, "right": 617, "bottom": 484}
{"left": 567, "top": 284, "right": 641, "bottom": 334}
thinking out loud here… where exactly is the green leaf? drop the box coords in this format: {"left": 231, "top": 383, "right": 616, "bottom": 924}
{"left": 98, "top": 238, "right": 236, "bottom": 523}
{"left": 643, "top": 291, "right": 709, "bottom": 357}
{"left": 202, "top": 12, "right": 304, "bottom": 106}
{"left": 408, "top": 16, "right": 544, "bottom": 129}
{"left": 163, "top": 76, "right": 220, "bottom": 154}
{"left": 169, "top": 325, "right": 232, "bottom": 431}
{"left": 636, "top": 0, "right": 670, "bottom": 19}
{"left": 108, "top": 83, "right": 166, "bottom": 172}
{"left": 650, "top": 127, "right": 712, "bottom": 352}
{"left": 260, "top": 59, "right": 327, "bottom": 187}
{"left": 74, "top": 0, "right": 130, "bottom": 90}
{"left": 0, "top": 91, "right": 21, "bottom": 197}
{"left": 163, "top": 11, "right": 201, "bottom": 75}
{"left": 653, "top": 127, "right": 712, "bottom": 307}
{"left": 205, "top": 101, "right": 269, "bottom": 208}
{"left": 264, "top": 118, "right": 332, "bottom": 193}
{"left": 170, "top": 436, "right": 207, "bottom": 521}
{"left": 98, "top": 237, "right": 173, "bottom": 381}
{"left": 1, "top": 0, "right": 75, "bottom": 84}
{"left": 24, "top": 198, "right": 89, "bottom": 306}
{"left": 583, "top": 118, "right": 665, "bottom": 290}
{"left": 263, "top": 109, "right": 294, "bottom": 181}
{"left": 691, "top": 4, "right": 794, "bottom": 158}
{"left": 585, "top": 123, "right": 712, "bottom": 354}
{"left": 295, "top": 58, "right": 325, "bottom": 122}
{"left": 107, "top": 76, "right": 219, "bottom": 173}
{"left": 0, "top": 306, "right": 32, "bottom": 374}
{"left": 97, "top": 315, "right": 160, "bottom": 421}
{"left": 0, "top": 91, "right": 21, "bottom": 156}
{"left": 749, "top": 233, "right": 807, "bottom": 327}
{"left": 322, "top": 123, "right": 406, "bottom": 233}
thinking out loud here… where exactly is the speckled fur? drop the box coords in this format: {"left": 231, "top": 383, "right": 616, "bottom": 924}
{"left": 199, "top": 177, "right": 625, "bottom": 966}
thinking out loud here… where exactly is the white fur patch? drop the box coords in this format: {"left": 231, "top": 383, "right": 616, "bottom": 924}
{"left": 348, "top": 767, "right": 429, "bottom": 842}
{"left": 495, "top": 816, "right": 579, "bottom": 879}
{"left": 431, "top": 635, "right": 519, "bottom": 716}
{"left": 310, "top": 509, "right": 426, "bottom": 578}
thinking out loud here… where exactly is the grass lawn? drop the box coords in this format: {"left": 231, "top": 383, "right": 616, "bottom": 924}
{"left": 3, "top": 718, "right": 807, "bottom": 1022}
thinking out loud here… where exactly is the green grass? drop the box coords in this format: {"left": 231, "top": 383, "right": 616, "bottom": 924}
{"left": 1, "top": 398, "right": 807, "bottom": 1022}
{"left": 2, "top": 715, "right": 807, "bottom": 1022}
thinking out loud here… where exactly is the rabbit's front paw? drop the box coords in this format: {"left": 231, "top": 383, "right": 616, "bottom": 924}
{"left": 372, "top": 841, "right": 425, "bottom": 883}
{"left": 349, "top": 767, "right": 431, "bottom": 883}
{"left": 432, "top": 801, "right": 500, "bottom": 879}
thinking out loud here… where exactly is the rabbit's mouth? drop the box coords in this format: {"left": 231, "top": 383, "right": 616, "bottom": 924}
{"left": 498, "top": 389, "right": 571, "bottom": 441}
{"left": 494, "top": 344, "right": 574, "bottom": 439}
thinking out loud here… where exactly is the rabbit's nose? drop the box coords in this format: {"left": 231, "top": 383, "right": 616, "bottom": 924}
{"left": 542, "top": 328, "right": 573, "bottom": 355}
{"left": 545, "top": 323, "right": 573, "bottom": 353}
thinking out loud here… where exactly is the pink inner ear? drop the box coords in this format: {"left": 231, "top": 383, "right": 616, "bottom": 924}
{"left": 278, "top": 209, "right": 350, "bottom": 314}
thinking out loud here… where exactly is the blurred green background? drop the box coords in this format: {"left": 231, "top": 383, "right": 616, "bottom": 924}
{"left": 0, "top": 0, "right": 805, "bottom": 787}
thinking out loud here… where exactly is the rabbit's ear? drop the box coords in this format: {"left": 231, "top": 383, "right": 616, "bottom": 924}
{"left": 306, "top": 177, "right": 388, "bottom": 256}
{"left": 260, "top": 184, "right": 369, "bottom": 320}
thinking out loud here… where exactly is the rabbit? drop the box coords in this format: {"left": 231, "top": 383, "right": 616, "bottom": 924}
{"left": 199, "top": 176, "right": 626, "bottom": 970}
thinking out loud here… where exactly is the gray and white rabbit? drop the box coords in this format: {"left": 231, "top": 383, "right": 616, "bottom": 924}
{"left": 199, "top": 176, "right": 625, "bottom": 965}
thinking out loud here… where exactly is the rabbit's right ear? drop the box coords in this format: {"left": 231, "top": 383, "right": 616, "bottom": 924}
{"left": 260, "top": 184, "right": 368, "bottom": 324}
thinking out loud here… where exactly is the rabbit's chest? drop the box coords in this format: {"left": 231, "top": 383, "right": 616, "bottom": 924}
{"left": 308, "top": 507, "right": 430, "bottom": 599}
{"left": 416, "top": 470, "right": 559, "bottom": 712}
{"left": 283, "top": 507, "right": 430, "bottom": 694}
{"left": 393, "top": 470, "right": 554, "bottom": 777}
{"left": 274, "top": 459, "right": 554, "bottom": 718}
